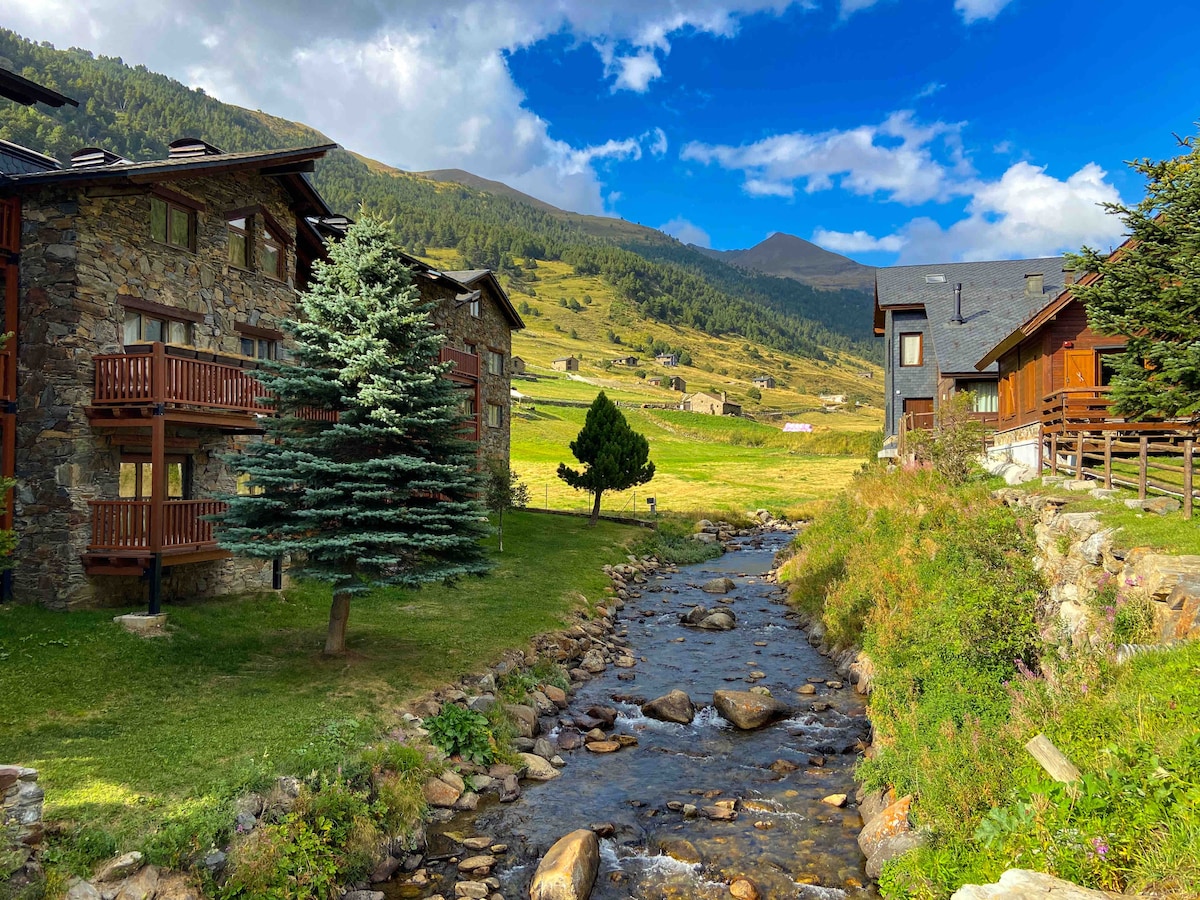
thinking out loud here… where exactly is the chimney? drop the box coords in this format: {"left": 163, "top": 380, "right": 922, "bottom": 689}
{"left": 70, "top": 146, "right": 125, "bottom": 168}
{"left": 1025, "top": 273, "right": 1044, "bottom": 298}
{"left": 167, "top": 137, "right": 225, "bottom": 159}
{"left": 1063, "top": 267, "right": 1075, "bottom": 287}
{"left": 950, "top": 282, "right": 964, "bottom": 324}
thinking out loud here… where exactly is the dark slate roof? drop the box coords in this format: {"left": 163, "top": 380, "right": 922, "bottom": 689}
{"left": 442, "top": 268, "right": 491, "bottom": 283}
{"left": 877, "top": 257, "right": 1067, "bottom": 374}
{"left": 443, "top": 269, "right": 525, "bottom": 330}
{"left": 0, "top": 69, "right": 78, "bottom": 108}
{"left": 0, "top": 139, "right": 60, "bottom": 176}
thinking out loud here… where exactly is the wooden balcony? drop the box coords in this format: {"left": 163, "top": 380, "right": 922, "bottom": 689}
{"left": 89, "top": 343, "right": 337, "bottom": 430}
{"left": 1040, "top": 387, "right": 1191, "bottom": 435}
{"left": 440, "top": 346, "right": 480, "bottom": 381}
{"left": 84, "top": 498, "right": 230, "bottom": 574}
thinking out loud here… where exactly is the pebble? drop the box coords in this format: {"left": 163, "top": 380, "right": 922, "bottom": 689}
{"left": 821, "top": 793, "right": 848, "bottom": 807}
{"left": 796, "top": 684, "right": 817, "bottom": 695}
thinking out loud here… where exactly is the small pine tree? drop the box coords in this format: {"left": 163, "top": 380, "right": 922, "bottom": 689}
{"left": 1072, "top": 131, "right": 1200, "bottom": 421}
{"left": 557, "top": 392, "right": 655, "bottom": 525}
{"left": 484, "top": 460, "right": 530, "bottom": 553}
{"left": 216, "top": 219, "right": 491, "bottom": 654}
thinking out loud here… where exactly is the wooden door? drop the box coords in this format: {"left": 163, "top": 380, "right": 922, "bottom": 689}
{"left": 1064, "top": 349, "right": 1097, "bottom": 388}
{"left": 904, "top": 398, "right": 934, "bottom": 430}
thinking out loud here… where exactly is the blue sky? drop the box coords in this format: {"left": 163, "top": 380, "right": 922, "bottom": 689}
{"left": 8, "top": 0, "right": 1199, "bottom": 264}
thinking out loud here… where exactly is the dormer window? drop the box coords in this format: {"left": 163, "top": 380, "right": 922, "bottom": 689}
{"left": 259, "top": 222, "right": 285, "bottom": 280}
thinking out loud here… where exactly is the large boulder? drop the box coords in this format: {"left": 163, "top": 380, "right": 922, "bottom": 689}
{"left": 698, "top": 612, "right": 735, "bottom": 631}
{"left": 951, "top": 869, "right": 1127, "bottom": 900}
{"left": 519, "top": 753, "right": 562, "bottom": 781}
{"left": 529, "top": 829, "right": 600, "bottom": 900}
{"left": 712, "top": 690, "right": 789, "bottom": 730}
{"left": 642, "top": 690, "right": 695, "bottom": 724}
{"left": 702, "top": 577, "right": 736, "bottom": 594}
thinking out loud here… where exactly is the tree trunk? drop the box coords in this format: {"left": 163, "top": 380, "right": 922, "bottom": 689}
{"left": 325, "top": 590, "right": 351, "bottom": 655}
{"left": 589, "top": 490, "right": 603, "bottom": 526}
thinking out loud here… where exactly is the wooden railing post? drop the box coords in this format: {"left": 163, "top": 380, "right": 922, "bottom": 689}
{"left": 1075, "top": 432, "right": 1085, "bottom": 480}
{"left": 1104, "top": 434, "right": 1113, "bottom": 489}
{"left": 1185, "top": 439, "right": 1194, "bottom": 521}
{"left": 1049, "top": 434, "right": 1058, "bottom": 475}
{"left": 1138, "top": 436, "right": 1149, "bottom": 500}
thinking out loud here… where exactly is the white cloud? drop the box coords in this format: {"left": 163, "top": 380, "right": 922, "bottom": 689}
{"left": 811, "top": 161, "right": 1124, "bottom": 263}
{"left": 681, "top": 110, "right": 971, "bottom": 205}
{"left": 915, "top": 81, "right": 945, "bottom": 99}
{"left": 839, "top": 0, "right": 885, "bottom": 18}
{"left": 4, "top": 0, "right": 806, "bottom": 214}
{"left": 648, "top": 127, "right": 669, "bottom": 157}
{"left": 954, "top": 0, "right": 1015, "bottom": 23}
{"left": 659, "top": 217, "right": 712, "bottom": 248}
{"left": 812, "top": 228, "right": 905, "bottom": 253}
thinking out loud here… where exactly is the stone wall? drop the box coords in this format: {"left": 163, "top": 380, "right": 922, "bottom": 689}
{"left": 15, "top": 172, "right": 303, "bottom": 609}
{"left": 1, "top": 766, "right": 43, "bottom": 877}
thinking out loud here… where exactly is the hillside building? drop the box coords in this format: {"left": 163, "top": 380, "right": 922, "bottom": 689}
{"left": 668, "top": 376, "right": 687, "bottom": 392}
{"left": 655, "top": 353, "right": 679, "bottom": 367}
{"left": 612, "top": 355, "right": 638, "bottom": 366}
{"left": 552, "top": 356, "right": 579, "bottom": 372}
{"left": 873, "top": 258, "right": 1066, "bottom": 452}
{"left": 510, "top": 356, "right": 526, "bottom": 375}
{"left": 752, "top": 375, "right": 775, "bottom": 389}
{"left": 684, "top": 391, "right": 741, "bottom": 416}
{"left": 0, "top": 125, "right": 521, "bottom": 610}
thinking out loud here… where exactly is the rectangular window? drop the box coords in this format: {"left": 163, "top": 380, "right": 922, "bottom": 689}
{"left": 469, "top": 297, "right": 481, "bottom": 318}
{"left": 259, "top": 224, "right": 285, "bottom": 280}
{"left": 240, "top": 337, "right": 277, "bottom": 360}
{"left": 899, "top": 333, "right": 923, "bottom": 367}
{"left": 122, "top": 309, "right": 190, "bottom": 345}
{"left": 486, "top": 349, "right": 503, "bottom": 376}
{"left": 235, "top": 472, "right": 263, "bottom": 496}
{"left": 228, "top": 216, "right": 249, "bottom": 268}
{"left": 463, "top": 394, "right": 477, "bottom": 419}
{"left": 487, "top": 403, "right": 502, "bottom": 428}
{"left": 959, "top": 380, "right": 998, "bottom": 414}
{"left": 150, "top": 196, "right": 194, "bottom": 250}
{"left": 119, "top": 458, "right": 185, "bottom": 500}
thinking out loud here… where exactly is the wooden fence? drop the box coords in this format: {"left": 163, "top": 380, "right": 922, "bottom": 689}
{"left": 1049, "top": 431, "right": 1197, "bottom": 519}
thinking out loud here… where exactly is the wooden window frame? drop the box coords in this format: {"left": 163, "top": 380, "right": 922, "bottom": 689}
{"left": 486, "top": 348, "right": 504, "bottom": 376}
{"left": 119, "top": 454, "right": 190, "bottom": 500}
{"left": 150, "top": 192, "right": 196, "bottom": 252}
{"left": 469, "top": 297, "right": 481, "bottom": 318}
{"left": 899, "top": 332, "right": 924, "bottom": 367}
{"left": 486, "top": 402, "right": 503, "bottom": 429}
{"left": 227, "top": 215, "right": 251, "bottom": 270}
{"left": 121, "top": 305, "right": 196, "bottom": 347}
{"left": 223, "top": 205, "right": 292, "bottom": 280}
{"left": 258, "top": 219, "right": 287, "bottom": 281}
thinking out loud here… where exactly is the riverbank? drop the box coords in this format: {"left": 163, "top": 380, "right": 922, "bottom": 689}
{"left": 0, "top": 512, "right": 641, "bottom": 892}
{"left": 780, "top": 468, "right": 1200, "bottom": 899}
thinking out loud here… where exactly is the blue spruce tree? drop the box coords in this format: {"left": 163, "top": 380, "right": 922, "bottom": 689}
{"left": 217, "top": 219, "right": 490, "bottom": 654}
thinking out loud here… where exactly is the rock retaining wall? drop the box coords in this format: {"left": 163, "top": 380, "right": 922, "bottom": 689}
{"left": 1, "top": 766, "right": 43, "bottom": 881}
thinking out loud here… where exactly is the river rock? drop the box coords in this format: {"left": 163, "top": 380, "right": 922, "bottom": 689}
{"left": 702, "top": 577, "right": 736, "bottom": 594}
{"left": 519, "top": 753, "right": 562, "bottom": 781}
{"left": 505, "top": 704, "right": 539, "bottom": 738}
{"left": 699, "top": 612, "right": 736, "bottom": 631}
{"left": 94, "top": 852, "right": 144, "bottom": 884}
{"left": 796, "top": 684, "right": 816, "bottom": 695}
{"left": 531, "top": 690, "right": 558, "bottom": 716}
{"left": 586, "top": 740, "right": 621, "bottom": 753}
{"left": 655, "top": 836, "right": 701, "bottom": 864}
{"left": 950, "top": 869, "right": 1124, "bottom": 900}
{"left": 581, "top": 650, "right": 607, "bottom": 673}
{"left": 542, "top": 684, "right": 569, "bottom": 708}
{"left": 457, "top": 855, "right": 496, "bottom": 873}
{"left": 454, "top": 882, "right": 489, "bottom": 899}
{"left": 369, "top": 856, "right": 403, "bottom": 883}
{"left": 858, "top": 794, "right": 912, "bottom": 858}
{"left": 530, "top": 829, "right": 600, "bottom": 900}
{"left": 66, "top": 882, "right": 101, "bottom": 900}
{"left": 730, "top": 878, "right": 760, "bottom": 900}
{"left": 820, "top": 793, "right": 847, "bottom": 807}
{"left": 641, "top": 690, "right": 695, "bottom": 724}
{"left": 557, "top": 731, "right": 582, "bottom": 751}
{"left": 500, "top": 774, "right": 520, "bottom": 802}
{"left": 585, "top": 705, "right": 618, "bottom": 727}
{"left": 341, "top": 893, "right": 385, "bottom": 900}
{"left": 712, "top": 690, "right": 790, "bottom": 730}
{"left": 114, "top": 865, "right": 159, "bottom": 900}
{"left": 701, "top": 805, "right": 737, "bottom": 821}
{"left": 682, "top": 605, "right": 709, "bottom": 625}
{"left": 533, "top": 738, "right": 555, "bottom": 760}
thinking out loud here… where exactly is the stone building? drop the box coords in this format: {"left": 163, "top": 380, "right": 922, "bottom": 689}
{"left": 553, "top": 356, "right": 578, "bottom": 372}
{"left": 0, "top": 138, "right": 521, "bottom": 611}
{"left": 752, "top": 375, "right": 775, "bottom": 389}
{"left": 683, "top": 391, "right": 742, "bottom": 416}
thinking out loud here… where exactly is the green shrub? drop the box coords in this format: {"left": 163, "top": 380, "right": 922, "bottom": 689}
{"left": 423, "top": 704, "right": 495, "bottom": 765}
{"left": 220, "top": 816, "right": 338, "bottom": 900}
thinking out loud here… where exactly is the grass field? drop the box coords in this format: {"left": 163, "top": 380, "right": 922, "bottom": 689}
{"left": 512, "top": 403, "right": 871, "bottom": 516}
{"left": 0, "top": 512, "right": 638, "bottom": 858}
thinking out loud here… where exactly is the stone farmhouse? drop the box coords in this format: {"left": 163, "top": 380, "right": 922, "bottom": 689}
{"left": 655, "top": 353, "right": 678, "bottom": 367}
{"left": 873, "top": 258, "right": 1066, "bottom": 453}
{"left": 611, "top": 355, "right": 638, "bottom": 366}
{"left": 552, "top": 356, "right": 579, "bottom": 372}
{"left": 668, "top": 376, "right": 687, "bottom": 392}
{"left": 684, "top": 391, "right": 742, "bottom": 416}
{"left": 752, "top": 375, "right": 775, "bottom": 389}
{"left": 0, "top": 115, "right": 521, "bottom": 609}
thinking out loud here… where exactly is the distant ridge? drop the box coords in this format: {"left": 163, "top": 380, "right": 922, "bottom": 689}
{"left": 418, "top": 168, "right": 563, "bottom": 213}
{"left": 697, "top": 233, "right": 876, "bottom": 293}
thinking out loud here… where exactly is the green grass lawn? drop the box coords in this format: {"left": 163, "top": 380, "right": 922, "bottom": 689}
{"left": 0, "top": 512, "right": 638, "bottom": 856}
{"left": 512, "top": 402, "right": 871, "bottom": 516}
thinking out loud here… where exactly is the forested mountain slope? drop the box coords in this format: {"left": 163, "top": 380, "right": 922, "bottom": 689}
{"left": 0, "top": 29, "right": 879, "bottom": 363}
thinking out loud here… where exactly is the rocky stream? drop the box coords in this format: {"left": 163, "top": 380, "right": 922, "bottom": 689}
{"left": 390, "top": 529, "right": 874, "bottom": 900}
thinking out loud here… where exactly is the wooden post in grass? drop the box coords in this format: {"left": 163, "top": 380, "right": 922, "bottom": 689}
{"left": 1075, "top": 432, "right": 1085, "bottom": 480}
{"left": 1026, "top": 733, "right": 1082, "bottom": 792}
{"left": 1185, "top": 439, "right": 1194, "bottom": 520}
{"left": 1104, "top": 434, "right": 1113, "bottom": 489}
{"left": 1139, "top": 436, "right": 1149, "bottom": 499}
{"left": 1049, "top": 434, "right": 1058, "bottom": 475}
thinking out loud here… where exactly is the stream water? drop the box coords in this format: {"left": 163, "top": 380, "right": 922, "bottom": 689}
{"left": 389, "top": 531, "right": 874, "bottom": 900}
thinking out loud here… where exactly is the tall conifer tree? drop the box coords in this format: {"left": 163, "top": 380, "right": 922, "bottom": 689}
{"left": 557, "top": 391, "right": 654, "bottom": 524}
{"left": 1073, "top": 132, "right": 1200, "bottom": 421}
{"left": 217, "top": 219, "right": 490, "bottom": 654}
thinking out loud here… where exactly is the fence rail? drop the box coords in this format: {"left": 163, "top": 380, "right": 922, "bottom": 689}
{"left": 1049, "top": 431, "right": 1197, "bottom": 518}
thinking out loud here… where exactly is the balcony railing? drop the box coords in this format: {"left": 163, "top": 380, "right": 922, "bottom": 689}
{"left": 1041, "top": 387, "right": 1115, "bottom": 434}
{"left": 88, "top": 499, "right": 227, "bottom": 553}
{"left": 440, "top": 346, "right": 480, "bottom": 380}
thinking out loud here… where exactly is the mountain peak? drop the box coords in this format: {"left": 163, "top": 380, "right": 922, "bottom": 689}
{"left": 699, "top": 232, "right": 876, "bottom": 293}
